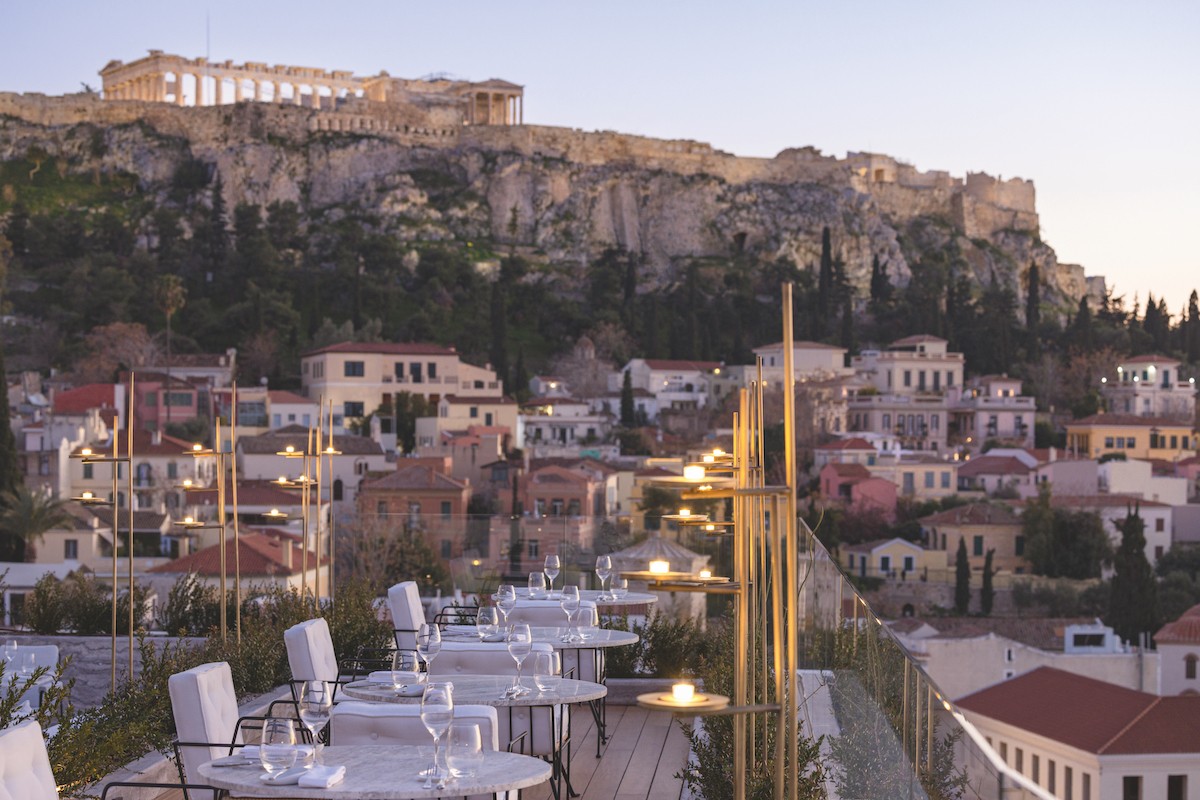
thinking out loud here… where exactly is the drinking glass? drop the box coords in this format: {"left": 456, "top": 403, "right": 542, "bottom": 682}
{"left": 2, "top": 642, "right": 15, "bottom": 668}
{"left": 392, "top": 650, "right": 419, "bottom": 693}
{"left": 259, "top": 718, "right": 297, "bottom": 777}
{"left": 574, "top": 605, "right": 599, "bottom": 641}
{"left": 559, "top": 586, "right": 580, "bottom": 641}
{"left": 446, "top": 721, "right": 484, "bottom": 778}
{"left": 532, "top": 651, "right": 562, "bottom": 691}
{"left": 420, "top": 683, "right": 454, "bottom": 781}
{"left": 19, "top": 652, "right": 35, "bottom": 676}
{"left": 476, "top": 606, "right": 499, "bottom": 639}
{"left": 528, "top": 571, "right": 547, "bottom": 599}
{"left": 507, "top": 624, "right": 533, "bottom": 696}
{"left": 496, "top": 585, "right": 517, "bottom": 626}
{"left": 417, "top": 624, "right": 442, "bottom": 674}
{"left": 297, "top": 680, "right": 332, "bottom": 760}
{"left": 543, "top": 554, "right": 561, "bottom": 595}
{"left": 610, "top": 577, "right": 628, "bottom": 600}
{"left": 595, "top": 555, "right": 612, "bottom": 599}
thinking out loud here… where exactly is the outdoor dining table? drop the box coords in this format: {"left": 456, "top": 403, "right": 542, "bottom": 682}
{"left": 197, "top": 744, "right": 552, "bottom": 798}
{"left": 437, "top": 626, "right": 639, "bottom": 651}
{"left": 491, "top": 589, "right": 658, "bottom": 606}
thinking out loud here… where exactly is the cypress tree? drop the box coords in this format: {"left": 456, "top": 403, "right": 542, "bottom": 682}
{"left": 1188, "top": 290, "right": 1200, "bottom": 363}
{"left": 817, "top": 227, "right": 833, "bottom": 334}
{"left": 0, "top": 339, "right": 23, "bottom": 561}
{"left": 955, "top": 537, "right": 971, "bottom": 615}
{"left": 981, "top": 549, "right": 996, "bottom": 616}
{"left": 840, "top": 290, "right": 854, "bottom": 352}
{"left": 489, "top": 282, "right": 509, "bottom": 395}
{"left": 1108, "top": 505, "right": 1161, "bottom": 644}
{"left": 620, "top": 369, "right": 635, "bottom": 427}
{"left": 1073, "top": 296, "right": 1094, "bottom": 350}
{"left": 512, "top": 346, "right": 530, "bottom": 403}
{"left": 868, "top": 254, "right": 892, "bottom": 314}
{"left": 204, "top": 171, "right": 228, "bottom": 265}
{"left": 1026, "top": 262, "right": 1041, "bottom": 329}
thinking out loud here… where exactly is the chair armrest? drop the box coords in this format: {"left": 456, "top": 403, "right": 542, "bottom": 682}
{"left": 563, "top": 666, "right": 577, "bottom": 679}
{"left": 507, "top": 730, "right": 530, "bottom": 754}
{"left": 174, "top": 740, "right": 246, "bottom": 754}
{"left": 101, "top": 780, "right": 224, "bottom": 799}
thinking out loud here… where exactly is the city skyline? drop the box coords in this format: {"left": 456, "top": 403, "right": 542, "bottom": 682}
{"left": 3, "top": 0, "right": 1197, "bottom": 313}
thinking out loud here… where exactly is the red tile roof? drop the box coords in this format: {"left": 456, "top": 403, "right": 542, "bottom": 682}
{"left": 1068, "top": 413, "right": 1193, "bottom": 428}
{"left": 363, "top": 464, "right": 468, "bottom": 492}
{"left": 816, "top": 437, "right": 875, "bottom": 451}
{"left": 919, "top": 503, "right": 1022, "bottom": 526}
{"left": 1123, "top": 354, "right": 1181, "bottom": 365}
{"left": 72, "top": 431, "right": 200, "bottom": 457}
{"left": 441, "top": 395, "right": 514, "bottom": 405}
{"left": 825, "top": 463, "right": 872, "bottom": 479}
{"left": 187, "top": 481, "right": 309, "bottom": 507}
{"left": 957, "top": 667, "right": 1200, "bottom": 754}
{"left": 302, "top": 342, "right": 457, "bottom": 357}
{"left": 267, "top": 390, "right": 313, "bottom": 405}
{"left": 956, "top": 456, "right": 1031, "bottom": 478}
{"left": 148, "top": 533, "right": 326, "bottom": 577}
{"left": 889, "top": 617, "right": 1094, "bottom": 650}
{"left": 643, "top": 359, "right": 722, "bottom": 371}
{"left": 54, "top": 384, "right": 118, "bottom": 415}
{"left": 1154, "top": 604, "right": 1200, "bottom": 645}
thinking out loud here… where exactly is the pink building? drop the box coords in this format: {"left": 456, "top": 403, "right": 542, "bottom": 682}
{"left": 819, "top": 462, "right": 897, "bottom": 518}
{"left": 125, "top": 372, "right": 204, "bottom": 432}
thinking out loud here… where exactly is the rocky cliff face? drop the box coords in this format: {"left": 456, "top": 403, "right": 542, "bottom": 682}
{"left": 0, "top": 93, "right": 1088, "bottom": 318}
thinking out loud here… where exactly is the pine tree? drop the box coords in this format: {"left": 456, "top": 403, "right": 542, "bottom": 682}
{"left": 955, "top": 537, "right": 971, "bottom": 615}
{"left": 0, "top": 339, "right": 24, "bottom": 561}
{"left": 489, "top": 282, "right": 509, "bottom": 395}
{"left": 1107, "top": 505, "right": 1161, "bottom": 645}
{"left": 1025, "top": 262, "right": 1041, "bottom": 329}
{"left": 620, "top": 369, "right": 635, "bottom": 427}
{"left": 1188, "top": 290, "right": 1200, "bottom": 363}
{"left": 981, "top": 549, "right": 996, "bottom": 616}
{"left": 1155, "top": 297, "right": 1171, "bottom": 352}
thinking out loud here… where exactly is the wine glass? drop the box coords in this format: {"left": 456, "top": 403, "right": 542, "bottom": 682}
{"left": 19, "top": 652, "right": 35, "bottom": 676}
{"left": 559, "top": 586, "right": 580, "bottom": 642}
{"left": 392, "top": 650, "right": 418, "bottom": 693}
{"left": 417, "top": 624, "right": 442, "bottom": 675}
{"left": 496, "top": 585, "right": 517, "bottom": 626}
{"left": 543, "top": 554, "right": 561, "bottom": 596}
{"left": 476, "top": 606, "right": 499, "bottom": 639}
{"left": 575, "top": 604, "right": 599, "bottom": 641}
{"left": 420, "top": 683, "right": 454, "bottom": 783}
{"left": 446, "top": 721, "right": 484, "bottom": 779}
{"left": 259, "top": 718, "right": 297, "bottom": 777}
{"left": 533, "top": 651, "right": 562, "bottom": 692}
{"left": 506, "top": 623, "right": 533, "bottom": 696}
{"left": 528, "top": 571, "right": 547, "bottom": 599}
{"left": 297, "top": 680, "right": 332, "bottom": 761}
{"left": 595, "top": 555, "right": 612, "bottom": 599}
{"left": 610, "top": 577, "right": 628, "bottom": 600}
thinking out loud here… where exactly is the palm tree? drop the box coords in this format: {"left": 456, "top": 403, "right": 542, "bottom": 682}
{"left": 0, "top": 486, "right": 74, "bottom": 562}
{"left": 154, "top": 275, "right": 187, "bottom": 424}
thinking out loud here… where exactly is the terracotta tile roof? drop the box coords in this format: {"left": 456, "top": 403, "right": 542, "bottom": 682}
{"left": 1122, "top": 354, "right": 1181, "bottom": 365}
{"left": 919, "top": 503, "right": 1022, "bottom": 527}
{"left": 54, "top": 384, "right": 118, "bottom": 414}
{"left": 302, "top": 342, "right": 457, "bottom": 357}
{"left": 363, "top": 464, "right": 468, "bottom": 492}
{"left": 957, "top": 456, "right": 1031, "bottom": 478}
{"left": 957, "top": 667, "right": 1200, "bottom": 754}
{"left": 890, "top": 334, "right": 947, "bottom": 346}
{"left": 816, "top": 437, "right": 875, "bottom": 451}
{"left": 826, "top": 463, "right": 872, "bottom": 479}
{"left": 441, "top": 395, "right": 514, "bottom": 405}
{"left": 643, "top": 359, "right": 722, "bottom": 371}
{"left": 842, "top": 537, "right": 925, "bottom": 554}
{"left": 891, "top": 617, "right": 1095, "bottom": 650}
{"left": 267, "top": 390, "right": 313, "bottom": 404}
{"left": 87, "top": 508, "right": 170, "bottom": 532}
{"left": 73, "top": 431, "right": 201, "bottom": 457}
{"left": 187, "top": 481, "right": 309, "bottom": 507}
{"left": 239, "top": 430, "right": 384, "bottom": 456}
{"left": 1068, "top": 413, "right": 1192, "bottom": 428}
{"left": 148, "top": 533, "right": 326, "bottom": 577}
{"left": 1154, "top": 604, "right": 1200, "bottom": 645}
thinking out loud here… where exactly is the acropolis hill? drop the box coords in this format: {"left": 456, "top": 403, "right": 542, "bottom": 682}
{"left": 0, "top": 50, "right": 1103, "bottom": 313}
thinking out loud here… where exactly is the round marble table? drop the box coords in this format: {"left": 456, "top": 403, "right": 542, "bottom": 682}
{"left": 198, "top": 744, "right": 551, "bottom": 798}
{"left": 492, "top": 589, "right": 658, "bottom": 606}
{"left": 438, "top": 627, "right": 639, "bottom": 651}
{"left": 342, "top": 674, "right": 606, "bottom": 707}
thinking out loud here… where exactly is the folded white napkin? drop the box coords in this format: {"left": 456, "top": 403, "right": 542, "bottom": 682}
{"left": 299, "top": 764, "right": 346, "bottom": 788}
{"left": 368, "top": 670, "right": 421, "bottom": 684}
{"left": 241, "top": 744, "right": 313, "bottom": 761}
{"left": 445, "top": 624, "right": 479, "bottom": 633}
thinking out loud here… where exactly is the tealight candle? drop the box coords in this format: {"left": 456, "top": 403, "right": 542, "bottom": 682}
{"left": 678, "top": 508, "right": 691, "bottom": 517}
{"left": 683, "top": 465, "right": 705, "bottom": 481}
{"left": 702, "top": 454, "right": 715, "bottom": 463}
{"left": 183, "top": 517, "right": 195, "bottom": 524}
{"left": 285, "top": 446, "right": 295, "bottom": 453}
{"left": 672, "top": 683, "right": 695, "bottom": 702}
{"left": 649, "top": 560, "right": 670, "bottom": 574}
{"left": 81, "top": 492, "right": 93, "bottom": 499}
{"left": 700, "top": 570, "right": 712, "bottom": 579}
{"left": 80, "top": 448, "right": 92, "bottom": 456}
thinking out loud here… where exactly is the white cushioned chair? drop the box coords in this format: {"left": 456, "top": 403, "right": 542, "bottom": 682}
{"left": 169, "top": 661, "right": 244, "bottom": 797}
{"left": 505, "top": 603, "right": 574, "bottom": 628}
{"left": 388, "top": 581, "right": 426, "bottom": 652}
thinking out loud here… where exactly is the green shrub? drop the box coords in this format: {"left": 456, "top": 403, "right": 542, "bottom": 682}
{"left": 155, "top": 572, "right": 236, "bottom": 636}
{"left": 25, "top": 573, "right": 70, "bottom": 634}
{"left": 66, "top": 574, "right": 150, "bottom": 635}
{"left": 600, "top": 610, "right": 705, "bottom": 678}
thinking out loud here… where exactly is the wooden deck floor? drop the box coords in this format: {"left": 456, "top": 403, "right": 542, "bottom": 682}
{"left": 149, "top": 705, "right": 690, "bottom": 800}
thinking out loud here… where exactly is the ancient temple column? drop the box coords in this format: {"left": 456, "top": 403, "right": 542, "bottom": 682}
{"left": 294, "top": 84, "right": 303, "bottom": 106}
{"left": 235, "top": 77, "right": 244, "bottom": 102}
{"left": 177, "top": 75, "right": 187, "bottom": 106}
{"left": 519, "top": 94, "right": 523, "bottom": 124}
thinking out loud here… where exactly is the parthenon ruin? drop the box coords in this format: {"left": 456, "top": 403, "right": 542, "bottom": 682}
{"left": 98, "top": 50, "right": 523, "bottom": 125}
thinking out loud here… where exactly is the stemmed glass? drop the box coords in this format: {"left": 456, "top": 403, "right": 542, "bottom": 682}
{"left": 496, "top": 585, "right": 517, "bottom": 626}
{"left": 475, "top": 606, "right": 499, "bottom": 640}
{"left": 297, "top": 680, "right": 332, "bottom": 762}
{"left": 543, "top": 554, "right": 561, "bottom": 596}
{"left": 610, "top": 577, "right": 628, "bottom": 600}
{"left": 506, "top": 623, "right": 533, "bottom": 696}
{"left": 420, "top": 683, "right": 454, "bottom": 786}
{"left": 259, "top": 718, "right": 298, "bottom": 777}
{"left": 595, "top": 555, "right": 612, "bottom": 600}
{"left": 417, "top": 624, "right": 442, "bottom": 675}
{"left": 528, "top": 571, "right": 547, "bottom": 599}
{"left": 446, "top": 721, "right": 484, "bottom": 779}
{"left": 559, "top": 586, "right": 580, "bottom": 642}
{"left": 19, "top": 652, "right": 35, "bottom": 676}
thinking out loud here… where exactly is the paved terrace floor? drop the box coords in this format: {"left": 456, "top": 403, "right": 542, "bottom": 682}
{"left": 151, "top": 704, "right": 691, "bottom": 800}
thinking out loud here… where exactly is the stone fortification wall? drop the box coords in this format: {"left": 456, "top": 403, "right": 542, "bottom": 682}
{"left": 964, "top": 171, "right": 1036, "bottom": 213}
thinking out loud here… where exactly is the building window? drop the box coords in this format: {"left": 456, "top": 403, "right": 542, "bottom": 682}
{"left": 918, "top": 371, "right": 926, "bottom": 391}
{"left": 64, "top": 539, "right": 78, "bottom": 560}
{"left": 344, "top": 402, "right": 364, "bottom": 418}
{"left": 882, "top": 414, "right": 891, "bottom": 430}
{"left": 904, "top": 370, "right": 912, "bottom": 388}
{"left": 167, "top": 461, "right": 178, "bottom": 479}
{"left": 1083, "top": 773, "right": 1091, "bottom": 800}
{"left": 166, "top": 392, "right": 193, "bottom": 407}
{"left": 395, "top": 362, "right": 404, "bottom": 379}
{"left": 974, "top": 536, "right": 984, "bottom": 556}
{"left": 333, "top": 479, "right": 343, "bottom": 502}
{"left": 440, "top": 501, "right": 451, "bottom": 520}
{"left": 941, "top": 471, "right": 950, "bottom": 488}
{"left": 567, "top": 499, "right": 581, "bottom": 516}
{"left": 145, "top": 392, "right": 157, "bottom": 407}
{"left": 272, "top": 413, "right": 281, "bottom": 427}
{"left": 1105, "top": 437, "right": 1114, "bottom": 448}
{"left": 1186, "top": 654, "right": 1197, "bottom": 680}
{"left": 947, "top": 371, "right": 954, "bottom": 387}
{"left": 924, "top": 472, "right": 934, "bottom": 489}
{"left": 999, "top": 742, "right": 1007, "bottom": 763}
{"left": 550, "top": 499, "right": 564, "bottom": 516}
{"left": 470, "top": 407, "right": 478, "bottom": 418}
{"left": 1116, "top": 437, "right": 1126, "bottom": 448}
{"left": 1172, "top": 435, "right": 1179, "bottom": 448}
{"left": 474, "top": 380, "right": 484, "bottom": 389}
{"left": 1127, "top": 437, "right": 1135, "bottom": 449}
{"left": 1156, "top": 518, "right": 1165, "bottom": 532}
{"left": 933, "top": 371, "right": 941, "bottom": 391}
{"left": 428, "top": 362, "right": 437, "bottom": 379}
{"left": 83, "top": 463, "right": 93, "bottom": 479}
{"left": 1032, "top": 755, "right": 1040, "bottom": 785}
{"left": 441, "top": 540, "right": 452, "bottom": 559}
{"left": 344, "top": 361, "right": 365, "bottom": 377}
{"left": 1168, "top": 775, "right": 1186, "bottom": 800}
{"left": 1048, "top": 760, "right": 1056, "bottom": 794}
{"left": 902, "top": 473, "right": 914, "bottom": 494}
{"left": 1014, "top": 748, "right": 1023, "bottom": 774}
{"left": 527, "top": 540, "right": 539, "bottom": 558}
{"left": 880, "top": 555, "right": 891, "bottom": 573}
{"left": 1006, "top": 647, "right": 1015, "bottom": 662}
{"left": 411, "top": 363, "right": 423, "bottom": 383}
{"left": 1123, "top": 776, "right": 1141, "bottom": 800}
{"left": 931, "top": 413, "right": 940, "bottom": 431}
{"left": 377, "top": 501, "right": 387, "bottom": 519}
{"left": 903, "top": 555, "right": 914, "bottom": 572}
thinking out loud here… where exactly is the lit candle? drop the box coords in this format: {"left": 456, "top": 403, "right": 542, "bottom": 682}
{"left": 678, "top": 508, "right": 691, "bottom": 517}
{"left": 672, "top": 683, "right": 695, "bottom": 702}
{"left": 712, "top": 449, "right": 724, "bottom": 457}
{"left": 649, "top": 560, "right": 670, "bottom": 574}
{"left": 182, "top": 479, "right": 193, "bottom": 487}
{"left": 683, "top": 465, "right": 705, "bottom": 481}
{"left": 700, "top": 570, "right": 712, "bottom": 579}
{"left": 704, "top": 524, "right": 716, "bottom": 532}
{"left": 702, "top": 454, "right": 715, "bottom": 463}
{"left": 81, "top": 492, "right": 93, "bottom": 500}
{"left": 193, "top": 444, "right": 202, "bottom": 451}
{"left": 80, "top": 448, "right": 92, "bottom": 456}
{"left": 183, "top": 517, "right": 194, "bottom": 524}
{"left": 285, "top": 445, "right": 295, "bottom": 453}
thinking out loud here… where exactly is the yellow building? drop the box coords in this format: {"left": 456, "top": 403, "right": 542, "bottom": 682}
{"left": 919, "top": 503, "right": 1029, "bottom": 573}
{"left": 842, "top": 537, "right": 945, "bottom": 579}
{"left": 1065, "top": 414, "right": 1196, "bottom": 461}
